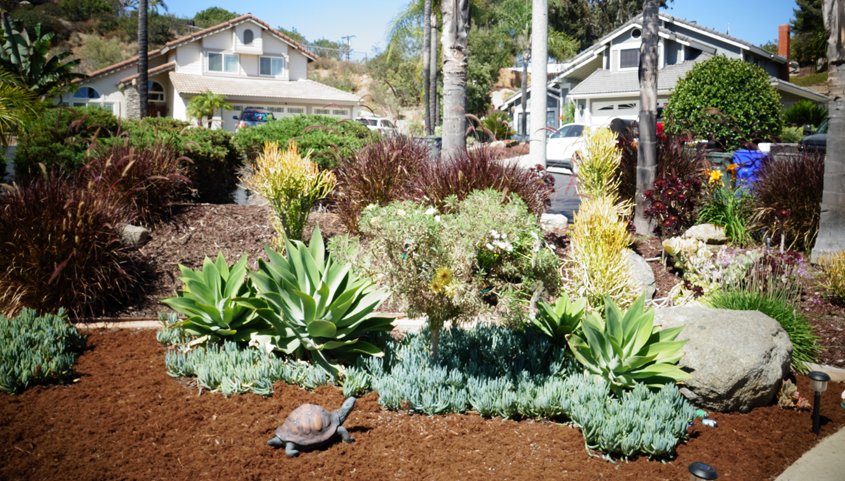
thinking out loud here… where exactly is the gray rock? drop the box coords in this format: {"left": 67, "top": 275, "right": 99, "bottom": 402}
{"left": 540, "top": 213, "right": 568, "bottom": 235}
{"left": 655, "top": 306, "right": 792, "bottom": 412}
{"left": 684, "top": 224, "right": 727, "bottom": 244}
{"left": 623, "top": 248, "right": 656, "bottom": 300}
{"left": 120, "top": 224, "right": 151, "bottom": 248}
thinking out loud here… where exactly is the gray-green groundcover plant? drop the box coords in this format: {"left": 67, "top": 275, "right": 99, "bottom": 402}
{"left": 0, "top": 308, "right": 85, "bottom": 394}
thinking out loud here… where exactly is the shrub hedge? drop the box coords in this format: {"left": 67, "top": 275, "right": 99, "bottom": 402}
{"left": 233, "top": 114, "right": 375, "bottom": 169}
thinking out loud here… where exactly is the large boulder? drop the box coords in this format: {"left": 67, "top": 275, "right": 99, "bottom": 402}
{"left": 623, "top": 248, "right": 656, "bottom": 300}
{"left": 655, "top": 306, "right": 792, "bottom": 412}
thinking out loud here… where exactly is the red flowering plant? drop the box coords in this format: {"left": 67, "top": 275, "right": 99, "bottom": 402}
{"left": 644, "top": 175, "right": 705, "bottom": 237}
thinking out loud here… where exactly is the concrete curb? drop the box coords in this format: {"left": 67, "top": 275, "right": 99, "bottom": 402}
{"left": 805, "top": 363, "right": 845, "bottom": 383}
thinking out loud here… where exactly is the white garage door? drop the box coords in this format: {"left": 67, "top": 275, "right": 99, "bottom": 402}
{"left": 590, "top": 100, "right": 639, "bottom": 127}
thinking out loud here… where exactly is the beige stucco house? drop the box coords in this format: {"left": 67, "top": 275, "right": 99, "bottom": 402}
{"left": 63, "top": 14, "right": 361, "bottom": 130}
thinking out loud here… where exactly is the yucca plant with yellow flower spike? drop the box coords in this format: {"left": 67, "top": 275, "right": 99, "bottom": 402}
{"left": 244, "top": 141, "right": 336, "bottom": 243}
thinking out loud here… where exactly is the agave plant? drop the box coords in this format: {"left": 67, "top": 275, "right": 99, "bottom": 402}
{"left": 162, "top": 253, "right": 266, "bottom": 342}
{"left": 245, "top": 227, "right": 394, "bottom": 376}
{"left": 532, "top": 292, "right": 587, "bottom": 343}
{"left": 567, "top": 296, "right": 689, "bottom": 393}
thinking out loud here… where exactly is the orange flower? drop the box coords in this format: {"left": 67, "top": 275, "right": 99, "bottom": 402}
{"left": 725, "top": 163, "right": 739, "bottom": 174}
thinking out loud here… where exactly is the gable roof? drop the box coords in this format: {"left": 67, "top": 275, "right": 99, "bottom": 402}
{"left": 168, "top": 72, "right": 361, "bottom": 104}
{"left": 548, "top": 12, "right": 785, "bottom": 87}
{"left": 567, "top": 56, "right": 707, "bottom": 97}
{"left": 85, "top": 13, "right": 317, "bottom": 82}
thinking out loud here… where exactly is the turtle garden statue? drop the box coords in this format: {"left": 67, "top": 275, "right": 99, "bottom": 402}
{"left": 267, "top": 397, "right": 356, "bottom": 457}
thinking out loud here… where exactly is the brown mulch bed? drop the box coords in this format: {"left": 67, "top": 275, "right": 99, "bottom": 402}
{"left": 1, "top": 329, "right": 843, "bottom": 481}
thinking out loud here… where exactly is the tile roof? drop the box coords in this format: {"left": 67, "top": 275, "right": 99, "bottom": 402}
{"left": 168, "top": 72, "right": 361, "bottom": 104}
{"left": 568, "top": 57, "right": 706, "bottom": 97}
{"left": 118, "top": 62, "right": 176, "bottom": 85}
{"left": 86, "top": 14, "right": 317, "bottom": 81}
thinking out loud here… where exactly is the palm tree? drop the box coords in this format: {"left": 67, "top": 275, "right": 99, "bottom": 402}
{"left": 138, "top": 0, "right": 148, "bottom": 118}
{"left": 812, "top": 0, "right": 845, "bottom": 261}
{"left": 0, "top": 20, "right": 83, "bottom": 99}
{"left": 440, "top": 0, "right": 471, "bottom": 156}
{"left": 0, "top": 69, "right": 38, "bottom": 146}
{"left": 187, "top": 91, "right": 232, "bottom": 128}
{"left": 529, "top": 0, "right": 548, "bottom": 167}
{"left": 633, "top": 0, "right": 660, "bottom": 234}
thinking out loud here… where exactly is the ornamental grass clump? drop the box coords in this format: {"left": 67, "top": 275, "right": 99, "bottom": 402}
{"left": 575, "top": 127, "right": 624, "bottom": 201}
{"left": 698, "top": 165, "right": 753, "bottom": 246}
{"left": 244, "top": 141, "right": 336, "bottom": 244}
{"left": 818, "top": 251, "right": 845, "bottom": 304}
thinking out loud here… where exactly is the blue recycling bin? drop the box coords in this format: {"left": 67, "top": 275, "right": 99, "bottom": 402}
{"left": 732, "top": 149, "right": 767, "bottom": 189}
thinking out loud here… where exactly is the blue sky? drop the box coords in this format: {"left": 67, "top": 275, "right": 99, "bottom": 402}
{"left": 165, "top": 0, "right": 799, "bottom": 56}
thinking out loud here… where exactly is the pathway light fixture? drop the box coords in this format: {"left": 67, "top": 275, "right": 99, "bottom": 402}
{"left": 808, "top": 371, "right": 831, "bottom": 435}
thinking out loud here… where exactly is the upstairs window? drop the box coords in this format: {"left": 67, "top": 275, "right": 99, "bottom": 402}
{"left": 259, "top": 56, "right": 286, "bottom": 77}
{"left": 208, "top": 52, "right": 239, "bottom": 73}
{"left": 243, "top": 29, "right": 254, "bottom": 45}
{"left": 619, "top": 48, "right": 639, "bottom": 69}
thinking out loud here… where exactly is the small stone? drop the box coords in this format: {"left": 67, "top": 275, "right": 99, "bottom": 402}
{"left": 539, "top": 213, "right": 568, "bottom": 235}
{"left": 701, "top": 419, "right": 717, "bottom": 428}
{"left": 684, "top": 224, "right": 727, "bottom": 244}
{"left": 120, "top": 224, "right": 151, "bottom": 248}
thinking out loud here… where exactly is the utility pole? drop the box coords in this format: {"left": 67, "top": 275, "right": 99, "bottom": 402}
{"left": 341, "top": 35, "right": 355, "bottom": 62}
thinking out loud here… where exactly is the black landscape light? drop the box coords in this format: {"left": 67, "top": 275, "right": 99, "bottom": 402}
{"left": 808, "top": 370, "right": 831, "bottom": 435}
{"left": 688, "top": 462, "right": 718, "bottom": 480}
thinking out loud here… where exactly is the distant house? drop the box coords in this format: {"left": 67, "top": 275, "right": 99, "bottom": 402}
{"left": 500, "top": 12, "right": 827, "bottom": 129}
{"left": 64, "top": 14, "right": 361, "bottom": 130}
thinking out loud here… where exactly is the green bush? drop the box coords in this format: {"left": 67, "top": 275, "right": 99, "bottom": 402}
{"left": 353, "top": 190, "right": 560, "bottom": 353}
{"left": 105, "top": 118, "right": 242, "bottom": 203}
{"left": 664, "top": 56, "right": 783, "bottom": 150}
{"left": 705, "top": 289, "right": 820, "bottom": 373}
{"left": 15, "top": 107, "right": 120, "bottom": 179}
{"left": 0, "top": 308, "right": 86, "bottom": 394}
{"left": 233, "top": 115, "right": 375, "bottom": 169}
{"left": 698, "top": 185, "right": 754, "bottom": 246}
{"left": 783, "top": 100, "right": 827, "bottom": 128}
{"left": 532, "top": 292, "right": 587, "bottom": 344}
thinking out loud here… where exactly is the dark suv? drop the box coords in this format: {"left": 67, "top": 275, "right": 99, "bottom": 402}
{"left": 799, "top": 119, "right": 827, "bottom": 153}
{"left": 233, "top": 108, "right": 275, "bottom": 129}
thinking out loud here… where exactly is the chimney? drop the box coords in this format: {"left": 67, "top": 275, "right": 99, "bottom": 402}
{"left": 778, "top": 24, "right": 790, "bottom": 80}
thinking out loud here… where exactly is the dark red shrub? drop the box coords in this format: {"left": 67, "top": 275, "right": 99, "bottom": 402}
{"left": 643, "top": 174, "right": 704, "bottom": 237}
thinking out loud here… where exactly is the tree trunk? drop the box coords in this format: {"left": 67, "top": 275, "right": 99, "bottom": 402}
{"left": 431, "top": 12, "right": 439, "bottom": 128}
{"left": 813, "top": 0, "right": 845, "bottom": 262}
{"left": 440, "top": 0, "right": 470, "bottom": 156}
{"left": 138, "top": 0, "right": 149, "bottom": 118}
{"left": 423, "top": 0, "right": 432, "bottom": 136}
{"left": 634, "top": 0, "right": 659, "bottom": 234}
{"left": 529, "top": 0, "right": 548, "bottom": 168}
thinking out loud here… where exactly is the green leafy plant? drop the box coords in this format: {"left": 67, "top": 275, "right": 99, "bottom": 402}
{"left": 246, "top": 228, "right": 394, "bottom": 376}
{"left": 567, "top": 296, "right": 689, "bottom": 393}
{"left": 186, "top": 90, "right": 231, "bottom": 128}
{"left": 698, "top": 184, "right": 753, "bottom": 246}
{"left": 783, "top": 99, "right": 827, "bottom": 128}
{"left": 233, "top": 114, "right": 374, "bottom": 169}
{"left": 1, "top": 308, "right": 86, "bottom": 394}
{"left": 705, "top": 289, "right": 820, "bottom": 373}
{"left": 162, "top": 253, "right": 267, "bottom": 342}
{"left": 532, "top": 292, "right": 587, "bottom": 343}
{"left": 664, "top": 56, "right": 783, "bottom": 150}
{"left": 480, "top": 111, "right": 515, "bottom": 141}
{"left": 243, "top": 141, "right": 336, "bottom": 243}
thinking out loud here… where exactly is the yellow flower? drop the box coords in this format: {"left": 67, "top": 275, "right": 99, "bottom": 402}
{"left": 708, "top": 170, "right": 723, "bottom": 185}
{"left": 429, "top": 267, "right": 454, "bottom": 295}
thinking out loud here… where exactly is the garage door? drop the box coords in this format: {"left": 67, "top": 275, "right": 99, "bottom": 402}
{"left": 590, "top": 100, "right": 638, "bottom": 127}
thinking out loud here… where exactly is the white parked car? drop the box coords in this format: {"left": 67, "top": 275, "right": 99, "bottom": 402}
{"left": 546, "top": 123, "right": 585, "bottom": 171}
{"left": 355, "top": 116, "right": 398, "bottom": 136}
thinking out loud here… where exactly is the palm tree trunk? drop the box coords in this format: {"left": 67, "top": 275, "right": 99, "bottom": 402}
{"left": 430, "top": 12, "right": 439, "bottom": 129}
{"left": 813, "top": 0, "right": 845, "bottom": 262}
{"left": 633, "top": 0, "right": 659, "bottom": 234}
{"left": 423, "top": 0, "right": 432, "bottom": 135}
{"left": 440, "top": 0, "right": 470, "bottom": 156}
{"left": 529, "top": 0, "right": 548, "bottom": 168}
{"left": 138, "top": 0, "right": 149, "bottom": 118}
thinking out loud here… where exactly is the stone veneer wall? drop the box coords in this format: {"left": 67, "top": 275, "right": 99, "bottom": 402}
{"left": 125, "top": 85, "right": 141, "bottom": 119}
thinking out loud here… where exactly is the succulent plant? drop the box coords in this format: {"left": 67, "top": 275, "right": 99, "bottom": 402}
{"left": 532, "top": 292, "right": 587, "bottom": 343}
{"left": 162, "top": 253, "right": 267, "bottom": 342}
{"left": 244, "top": 227, "right": 394, "bottom": 377}
{"left": 567, "top": 296, "right": 689, "bottom": 393}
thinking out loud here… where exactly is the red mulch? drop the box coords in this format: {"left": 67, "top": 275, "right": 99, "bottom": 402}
{"left": 1, "top": 329, "right": 843, "bottom": 481}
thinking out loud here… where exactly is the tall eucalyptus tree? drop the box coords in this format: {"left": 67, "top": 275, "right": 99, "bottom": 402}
{"left": 633, "top": 0, "right": 659, "bottom": 234}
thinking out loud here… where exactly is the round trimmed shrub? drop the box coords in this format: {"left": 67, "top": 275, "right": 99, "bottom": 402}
{"left": 233, "top": 115, "right": 375, "bottom": 169}
{"left": 663, "top": 56, "right": 783, "bottom": 150}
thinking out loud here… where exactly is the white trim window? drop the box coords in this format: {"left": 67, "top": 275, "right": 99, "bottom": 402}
{"left": 259, "top": 56, "right": 286, "bottom": 77}
{"left": 618, "top": 48, "right": 639, "bottom": 69}
{"left": 148, "top": 81, "right": 165, "bottom": 103}
{"left": 208, "top": 52, "right": 239, "bottom": 74}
